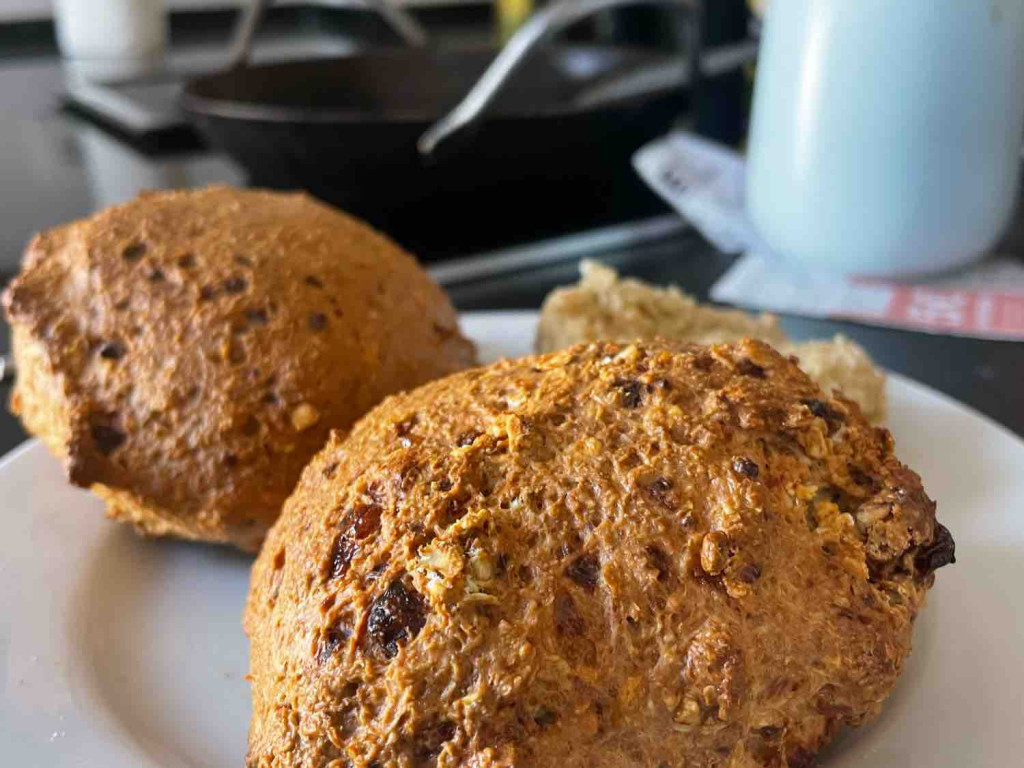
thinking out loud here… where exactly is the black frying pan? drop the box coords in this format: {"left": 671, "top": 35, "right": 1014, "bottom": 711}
{"left": 181, "top": 45, "right": 685, "bottom": 259}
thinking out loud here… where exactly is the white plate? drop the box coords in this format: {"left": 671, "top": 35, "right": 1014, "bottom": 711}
{"left": 2, "top": 310, "right": 1023, "bottom": 767}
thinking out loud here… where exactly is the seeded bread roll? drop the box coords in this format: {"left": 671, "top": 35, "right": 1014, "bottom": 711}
{"left": 245, "top": 338, "right": 952, "bottom": 768}
{"left": 536, "top": 261, "right": 887, "bottom": 423}
{"left": 3, "top": 186, "right": 475, "bottom": 551}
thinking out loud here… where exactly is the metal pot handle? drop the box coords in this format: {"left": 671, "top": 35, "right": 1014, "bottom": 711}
{"left": 227, "top": 0, "right": 428, "bottom": 69}
{"left": 418, "top": 0, "right": 703, "bottom": 156}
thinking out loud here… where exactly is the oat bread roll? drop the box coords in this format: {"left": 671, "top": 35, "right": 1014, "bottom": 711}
{"left": 536, "top": 261, "right": 887, "bottom": 423}
{"left": 245, "top": 338, "right": 952, "bottom": 767}
{"left": 3, "top": 186, "right": 475, "bottom": 551}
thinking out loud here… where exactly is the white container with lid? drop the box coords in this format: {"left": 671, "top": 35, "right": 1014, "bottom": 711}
{"left": 746, "top": 0, "right": 1024, "bottom": 276}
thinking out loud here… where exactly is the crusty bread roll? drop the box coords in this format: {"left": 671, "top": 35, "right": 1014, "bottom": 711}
{"left": 3, "top": 186, "right": 475, "bottom": 551}
{"left": 245, "top": 338, "right": 952, "bottom": 768}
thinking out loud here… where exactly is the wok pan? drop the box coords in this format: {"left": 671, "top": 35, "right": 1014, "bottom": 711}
{"left": 182, "top": 44, "right": 687, "bottom": 259}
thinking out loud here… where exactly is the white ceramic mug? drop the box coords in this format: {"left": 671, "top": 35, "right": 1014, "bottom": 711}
{"left": 746, "top": 0, "right": 1024, "bottom": 276}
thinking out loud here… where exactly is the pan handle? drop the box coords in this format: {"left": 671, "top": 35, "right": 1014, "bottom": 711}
{"left": 418, "top": 0, "right": 703, "bottom": 156}
{"left": 227, "top": 0, "right": 428, "bottom": 69}
{"left": 227, "top": 0, "right": 273, "bottom": 68}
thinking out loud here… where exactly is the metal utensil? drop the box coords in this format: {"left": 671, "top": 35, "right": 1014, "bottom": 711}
{"left": 418, "top": 0, "right": 702, "bottom": 156}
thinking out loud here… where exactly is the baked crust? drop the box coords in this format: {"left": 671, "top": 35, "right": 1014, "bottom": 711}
{"left": 245, "top": 338, "right": 952, "bottom": 767}
{"left": 3, "top": 186, "right": 475, "bottom": 551}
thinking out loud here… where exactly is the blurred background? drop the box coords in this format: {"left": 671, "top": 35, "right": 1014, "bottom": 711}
{"left": 0, "top": 0, "right": 1021, "bottom": 445}
{"left": 0, "top": 0, "right": 754, "bottom": 265}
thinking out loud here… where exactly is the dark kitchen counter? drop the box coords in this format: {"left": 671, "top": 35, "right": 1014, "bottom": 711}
{"left": 0, "top": 9, "right": 1021, "bottom": 462}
